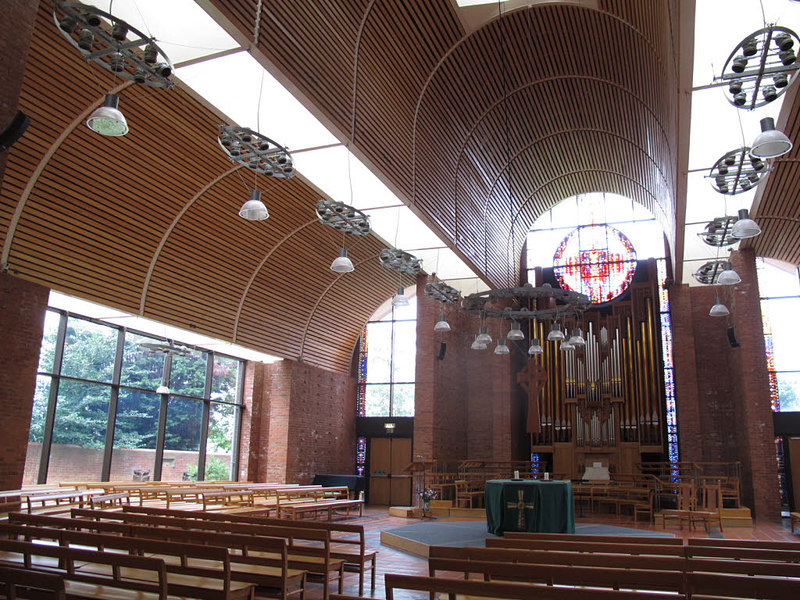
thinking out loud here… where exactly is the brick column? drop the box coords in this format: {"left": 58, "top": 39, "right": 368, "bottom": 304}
{"left": 0, "top": 272, "right": 49, "bottom": 489}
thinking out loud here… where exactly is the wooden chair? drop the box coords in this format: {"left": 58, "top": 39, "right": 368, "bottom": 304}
{"left": 660, "top": 482, "right": 695, "bottom": 529}
{"left": 454, "top": 480, "right": 483, "bottom": 508}
{"left": 691, "top": 483, "right": 723, "bottom": 533}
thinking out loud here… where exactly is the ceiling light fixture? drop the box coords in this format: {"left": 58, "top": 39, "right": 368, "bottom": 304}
{"left": 471, "top": 335, "right": 487, "bottom": 351}
{"left": 731, "top": 208, "right": 761, "bottom": 239}
{"left": 219, "top": 126, "right": 294, "bottom": 177}
{"left": 719, "top": 25, "right": 800, "bottom": 110}
{"left": 507, "top": 321, "right": 525, "bottom": 340}
{"left": 476, "top": 326, "right": 492, "bottom": 345}
{"left": 693, "top": 260, "right": 736, "bottom": 285}
{"left": 709, "top": 297, "right": 730, "bottom": 317}
{"left": 494, "top": 339, "right": 510, "bottom": 355}
{"left": 86, "top": 93, "right": 128, "bottom": 136}
{"left": 569, "top": 328, "right": 586, "bottom": 348}
{"left": 330, "top": 248, "right": 354, "bottom": 273}
{"left": 53, "top": 2, "right": 174, "bottom": 88}
{"left": 155, "top": 385, "right": 170, "bottom": 395}
{"left": 392, "top": 287, "right": 409, "bottom": 307}
{"left": 547, "top": 323, "right": 565, "bottom": 341}
{"left": 718, "top": 268, "right": 742, "bottom": 285}
{"left": 751, "top": 117, "right": 793, "bottom": 159}
{"left": 434, "top": 311, "right": 451, "bottom": 332}
{"left": 238, "top": 189, "right": 269, "bottom": 221}
{"left": 528, "top": 338, "right": 544, "bottom": 355}
{"left": 708, "top": 147, "right": 769, "bottom": 195}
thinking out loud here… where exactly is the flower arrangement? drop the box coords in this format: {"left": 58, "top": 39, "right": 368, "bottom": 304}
{"left": 417, "top": 488, "right": 439, "bottom": 502}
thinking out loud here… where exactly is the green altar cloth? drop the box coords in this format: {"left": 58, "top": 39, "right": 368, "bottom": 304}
{"left": 485, "top": 479, "right": 575, "bottom": 535}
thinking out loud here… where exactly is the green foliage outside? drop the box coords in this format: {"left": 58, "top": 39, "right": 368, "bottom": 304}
{"left": 31, "top": 313, "right": 239, "bottom": 471}
{"left": 185, "top": 456, "right": 231, "bottom": 481}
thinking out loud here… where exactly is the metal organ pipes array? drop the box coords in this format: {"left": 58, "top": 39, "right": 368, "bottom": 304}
{"left": 529, "top": 260, "right": 666, "bottom": 474}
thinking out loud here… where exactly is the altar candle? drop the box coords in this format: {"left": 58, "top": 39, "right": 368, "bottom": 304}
{"left": 544, "top": 472, "right": 550, "bottom": 481}
{"left": 513, "top": 470, "right": 519, "bottom": 479}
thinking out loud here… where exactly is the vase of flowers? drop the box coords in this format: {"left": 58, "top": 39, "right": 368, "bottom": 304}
{"left": 417, "top": 488, "right": 438, "bottom": 513}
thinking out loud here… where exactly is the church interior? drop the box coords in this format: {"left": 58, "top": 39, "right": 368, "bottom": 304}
{"left": 3, "top": 1, "right": 800, "bottom": 598}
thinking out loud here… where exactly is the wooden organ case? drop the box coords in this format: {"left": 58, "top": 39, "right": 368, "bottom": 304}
{"left": 528, "top": 259, "right": 666, "bottom": 478}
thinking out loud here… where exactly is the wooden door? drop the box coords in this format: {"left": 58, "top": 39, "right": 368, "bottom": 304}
{"left": 789, "top": 437, "right": 800, "bottom": 510}
{"left": 368, "top": 437, "right": 412, "bottom": 506}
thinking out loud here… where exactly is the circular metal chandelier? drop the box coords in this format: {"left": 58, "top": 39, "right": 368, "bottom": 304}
{"left": 720, "top": 25, "right": 800, "bottom": 110}
{"left": 218, "top": 126, "right": 294, "bottom": 178}
{"left": 708, "top": 147, "right": 768, "bottom": 195}
{"left": 697, "top": 216, "right": 739, "bottom": 247}
{"left": 53, "top": 1, "right": 174, "bottom": 88}
{"left": 316, "top": 200, "right": 370, "bottom": 235}
{"left": 424, "top": 281, "right": 461, "bottom": 303}
{"left": 693, "top": 260, "right": 734, "bottom": 285}
{"left": 379, "top": 248, "right": 422, "bottom": 274}
{"left": 462, "top": 283, "right": 590, "bottom": 322}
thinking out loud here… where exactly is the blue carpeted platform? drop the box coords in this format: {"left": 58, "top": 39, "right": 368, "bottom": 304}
{"left": 383, "top": 520, "right": 673, "bottom": 548}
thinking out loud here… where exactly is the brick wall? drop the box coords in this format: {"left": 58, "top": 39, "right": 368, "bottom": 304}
{"left": 23, "top": 443, "right": 231, "bottom": 484}
{"left": 415, "top": 275, "right": 522, "bottom": 467}
{"left": 0, "top": 272, "right": 49, "bottom": 489}
{"left": 670, "top": 249, "right": 780, "bottom": 520}
{"left": 243, "top": 359, "right": 356, "bottom": 484}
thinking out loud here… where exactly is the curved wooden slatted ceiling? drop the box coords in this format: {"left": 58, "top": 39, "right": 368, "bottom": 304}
{"left": 0, "top": 4, "right": 414, "bottom": 373}
{"left": 210, "top": 0, "right": 680, "bottom": 287}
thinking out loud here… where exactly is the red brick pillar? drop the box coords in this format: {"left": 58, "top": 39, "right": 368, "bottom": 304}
{"left": 0, "top": 272, "right": 49, "bottom": 489}
{"left": 728, "top": 249, "right": 780, "bottom": 521}
{"left": 0, "top": 1, "right": 39, "bottom": 186}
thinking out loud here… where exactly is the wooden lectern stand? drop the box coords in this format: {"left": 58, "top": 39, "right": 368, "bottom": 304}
{"left": 403, "top": 459, "right": 436, "bottom": 514}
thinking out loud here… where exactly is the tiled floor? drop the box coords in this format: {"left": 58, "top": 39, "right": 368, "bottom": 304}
{"left": 307, "top": 506, "right": 800, "bottom": 600}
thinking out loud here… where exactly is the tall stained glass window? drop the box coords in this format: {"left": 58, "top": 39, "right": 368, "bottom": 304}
{"left": 553, "top": 225, "right": 637, "bottom": 303}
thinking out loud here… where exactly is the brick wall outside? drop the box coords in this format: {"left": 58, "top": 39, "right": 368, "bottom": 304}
{"left": 0, "top": 272, "right": 49, "bottom": 489}
{"left": 670, "top": 249, "right": 780, "bottom": 520}
{"left": 23, "top": 443, "right": 231, "bottom": 484}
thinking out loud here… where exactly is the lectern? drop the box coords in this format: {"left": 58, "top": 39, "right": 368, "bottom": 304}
{"left": 403, "top": 459, "right": 436, "bottom": 507}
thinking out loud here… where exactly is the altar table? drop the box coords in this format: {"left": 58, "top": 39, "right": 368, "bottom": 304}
{"left": 485, "top": 479, "right": 575, "bottom": 535}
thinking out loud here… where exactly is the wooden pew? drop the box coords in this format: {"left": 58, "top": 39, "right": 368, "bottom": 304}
{"left": 685, "top": 571, "right": 800, "bottom": 599}
{"left": 69, "top": 508, "right": 342, "bottom": 600}
{"left": 485, "top": 537, "right": 686, "bottom": 556}
{"left": 384, "top": 574, "right": 688, "bottom": 600}
{"left": 1, "top": 519, "right": 304, "bottom": 600}
{"left": 687, "top": 537, "right": 800, "bottom": 551}
{"left": 88, "top": 491, "right": 131, "bottom": 510}
{"left": 123, "top": 505, "right": 378, "bottom": 595}
{"left": 276, "top": 498, "right": 363, "bottom": 521}
{"left": 685, "top": 543, "right": 800, "bottom": 564}
{"left": 0, "top": 564, "right": 66, "bottom": 599}
{"left": 24, "top": 489, "right": 100, "bottom": 514}
{"left": 0, "top": 523, "right": 258, "bottom": 600}
{"left": 0, "top": 537, "right": 170, "bottom": 600}
{"left": 428, "top": 544, "right": 687, "bottom": 572}
{"left": 427, "top": 556, "right": 685, "bottom": 595}
{"left": 201, "top": 490, "right": 254, "bottom": 511}
{"left": 501, "top": 531, "right": 684, "bottom": 545}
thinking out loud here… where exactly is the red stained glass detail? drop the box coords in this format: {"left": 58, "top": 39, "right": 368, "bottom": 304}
{"left": 553, "top": 225, "right": 637, "bottom": 303}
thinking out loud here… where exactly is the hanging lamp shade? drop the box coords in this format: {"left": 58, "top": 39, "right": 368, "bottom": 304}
{"left": 494, "top": 339, "right": 510, "bottom": 355}
{"left": 330, "top": 248, "right": 354, "bottom": 273}
{"left": 709, "top": 297, "right": 730, "bottom": 317}
{"left": 507, "top": 321, "right": 525, "bottom": 340}
{"left": 718, "top": 268, "right": 742, "bottom": 285}
{"left": 155, "top": 384, "right": 170, "bottom": 395}
{"left": 731, "top": 208, "right": 761, "bottom": 239}
{"left": 476, "top": 326, "right": 492, "bottom": 344}
{"left": 547, "top": 323, "right": 565, "bottom": 341}
{"left": 528, "top": 338, "right": 544, "bottom": 355}
{"left": 471, "top": 335, "right": 487, "bottom": 350}
{"left": 239, "top": 189, "right": 269, "bottom": 220}
{"left": 392, "top": 287, "right": 409, "bottom": 307}
{"left": 751, "top": 117, "right": 793, "bottom": 158}
{"left": 560, "top": 339, "right": 575, "bottom": 351}
{"left": 87, "top": 93, "right": 128, "bottom": 136}
{"left": 569, "top": 328, "right": 586, "bottom": 347}
{"left": 434, "top": 311, "right": 451, "bottom": 332}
